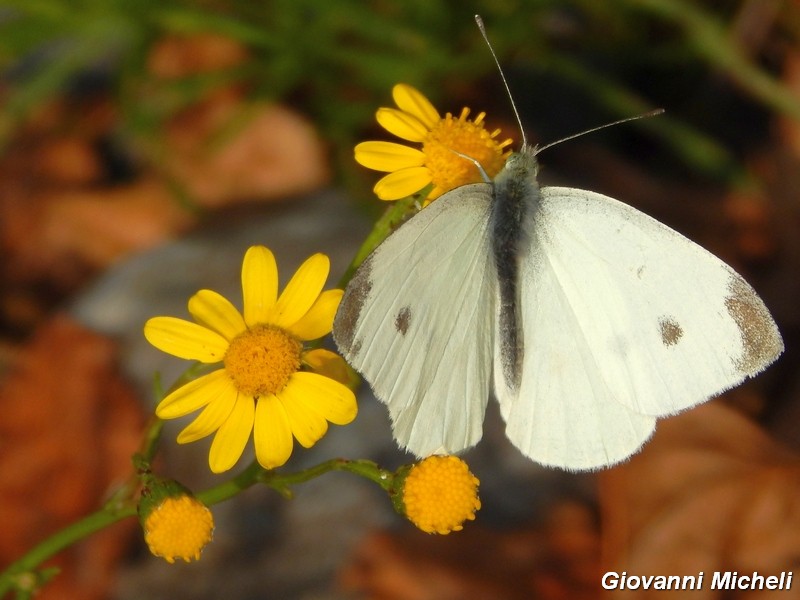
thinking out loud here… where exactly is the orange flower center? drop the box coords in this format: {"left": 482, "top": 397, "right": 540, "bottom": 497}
{"left": 422, "top": 109, "right": 512, "bottom": 202}
{"left": 223, "top": 324, "right": 302, "bottom": 396}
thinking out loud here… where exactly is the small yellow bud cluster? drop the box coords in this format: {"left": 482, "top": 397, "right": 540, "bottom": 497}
{"left": 399, "top": 455, "right": 481, "bottom": 534}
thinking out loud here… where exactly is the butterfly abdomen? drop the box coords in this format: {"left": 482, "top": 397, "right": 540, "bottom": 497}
{"left": 491, "top": 148, "right": 541, "bottom": 392}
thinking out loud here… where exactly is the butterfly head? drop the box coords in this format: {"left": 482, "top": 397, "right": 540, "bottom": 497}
{"left": 498, "top": 145, "right": 539, "bottom": 184}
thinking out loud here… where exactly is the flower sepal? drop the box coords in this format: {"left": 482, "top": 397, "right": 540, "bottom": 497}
{"left": 136, "top": 471, "right": 196, "bottom": 526}
{"left": 387, "top": 463, "right": 413, "bottom": 516}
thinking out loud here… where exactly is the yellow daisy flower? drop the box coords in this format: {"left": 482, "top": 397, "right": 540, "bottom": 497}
{"left": 144, "top": 245, "right": 357, "bottom": 473}
{"left": 355, "top": 83, "right": 513, "bottom": 204}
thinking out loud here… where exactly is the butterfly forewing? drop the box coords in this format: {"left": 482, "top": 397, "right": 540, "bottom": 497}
{"left": 509, "top": 186, "right": 783, "bottom": 424}
{"left": 333, "top": 185, "right": 498, "bottom": 456}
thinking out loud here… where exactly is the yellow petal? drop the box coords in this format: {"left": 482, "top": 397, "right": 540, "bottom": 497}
{"left": 188, "top": 289, "right": 246, "bottom": 341}
{"left": 242, "top": 245, "right": 278, "bottom": 327}
{"left": 156, "top": 369, "right": 232, "bottom": 419}
{"left": 288, "top": 371, "right": 357, "bottom": 426}
{"left": 269, "top": 253, "right": 329, "bottom": 329}
{"left": 302, "top": 348, "right": 356, "bottom": 388}
{"left": 355, "top": 141, "right": 426, "bottom": 172}
{"left": 287, "top": 289, "right": 342, "bottom": 340}
{"left": 177, "top": 387, "right": 237, "bottom": 443}
{"left": 373, "top": 167, "right": 432, "bottom": 200}
{"left": 392, "top": 84, "right": 440, "bottom": 129}
{"left": 144, "top": 317, "right": 228, "bottom": 363}
{"left": 253, "top": 394, "right": 294, "bottom": 469}
{"left": 208, "top": 392, "right": 254, "bottom": 473}
{"left": 376, "top": 108, "right": 429, "bottom": 142}
{"left": 278, "top": 379, "right": 329, "bottom": 448}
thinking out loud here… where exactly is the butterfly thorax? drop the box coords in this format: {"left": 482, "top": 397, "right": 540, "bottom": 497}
{"left": 490, "top": 146, "right": 540, "bottom": 393}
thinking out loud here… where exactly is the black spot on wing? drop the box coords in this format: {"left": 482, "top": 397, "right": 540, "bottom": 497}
{"left": 333, "top": 255, "right": 373, "bottom": 357}
{"left": 395, "top": 306, "right": 411, "bottom": 336}
{"left": 658, "top": 316, "right": 683, "bottom": 347}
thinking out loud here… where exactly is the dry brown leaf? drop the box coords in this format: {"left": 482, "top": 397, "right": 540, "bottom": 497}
{"left": 161, "top": 91, "right": 330, "bottom": 206}
{"left": 722, "top": 189, "right": 780, "bottom": 262}
{"left": 3, "top": 177, "right": 191, "bottom": 287}
{"left": 34, "top": 136, "right": 105, "bottom": 186}
{"left": 338, "top": 501, "right": 601, "bottom": 600}
{"left": 600, "top": 400, "right": 800, "bottom": 599}
{"left": 146, "top": 33, "right": 330, "bottom": 205}
{"left": 147, "top": 33, "right": 250, "bottom": 78}
{"left": 0, "top": 314, "right": 146, "bottom": 600}
{"left": 0, "top": 30, "right": 330, "bottom": 338}
{"left": 0, "top": 93, "right": 182, "bottom": 333}
{"left": 33, "top": 178, "right": 190, "bottom": 270}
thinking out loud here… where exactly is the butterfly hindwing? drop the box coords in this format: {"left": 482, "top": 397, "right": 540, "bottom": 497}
{"left": 333, "top": 184, "right": 497, "bottom": 456}
{"left": 498, "top": 185, "right": 782, "bottom": 469}
{"left": 496, "top": 191, "right": 656, "bottom": 468}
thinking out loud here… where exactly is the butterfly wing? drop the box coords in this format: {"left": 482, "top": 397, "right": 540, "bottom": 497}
{"left": 334, "top": 184, "right": 497, "bottom": 456}
{"left": 499, "top": 186, "right": 783, "bottom": 470}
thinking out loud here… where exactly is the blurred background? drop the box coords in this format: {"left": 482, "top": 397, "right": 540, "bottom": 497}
{"left": 0, "top": 0, "right": 798, "bottom": 598}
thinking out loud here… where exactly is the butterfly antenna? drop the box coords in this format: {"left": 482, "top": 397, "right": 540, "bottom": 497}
{"left": 535, "top": 109, "right": 665, "bottom": 155}
{"left": 475, "top": 15, "right": 528, "bottom": 148}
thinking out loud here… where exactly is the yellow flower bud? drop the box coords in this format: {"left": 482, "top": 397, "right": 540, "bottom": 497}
{"left": 142, "top": 495, "right": 214, "bottom": 564}
{"left": 396, "top": 455, "right": 481, "bottom": 534}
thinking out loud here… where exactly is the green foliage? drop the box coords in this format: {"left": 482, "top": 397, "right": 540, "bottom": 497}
{"left": 0, "top": 0, "right": 797, "bottom": 186}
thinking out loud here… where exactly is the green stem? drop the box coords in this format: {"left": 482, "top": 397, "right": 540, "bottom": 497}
{"left": 0, "top": 499, "right": 136, "bottom": 598}
{"left": 261, "top": 458, "right": 393, "bottom": 493}
{"left": 337, "top": 193, "right": 421, "bottom": 288}
{"left": 139, "top": 415, "right": 165, "bottom": 464}
{"left": 0, "top": 283, "right": 397, "bottom": 597}
{"left": 0, "top": 457, "right": 395, "bottom": 598}
{"left": 196, "top": 460, "right": 266, "bottom": 505}
{"left": 196, "top": 458, "right": 394, "bottom": 506}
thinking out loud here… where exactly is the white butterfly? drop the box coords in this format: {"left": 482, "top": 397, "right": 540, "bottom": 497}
{"left": 333, "top": 137, "right": 784, "bottom": 470}
{"left": 339, "top": 26, "right": 794, "bottom": 470}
